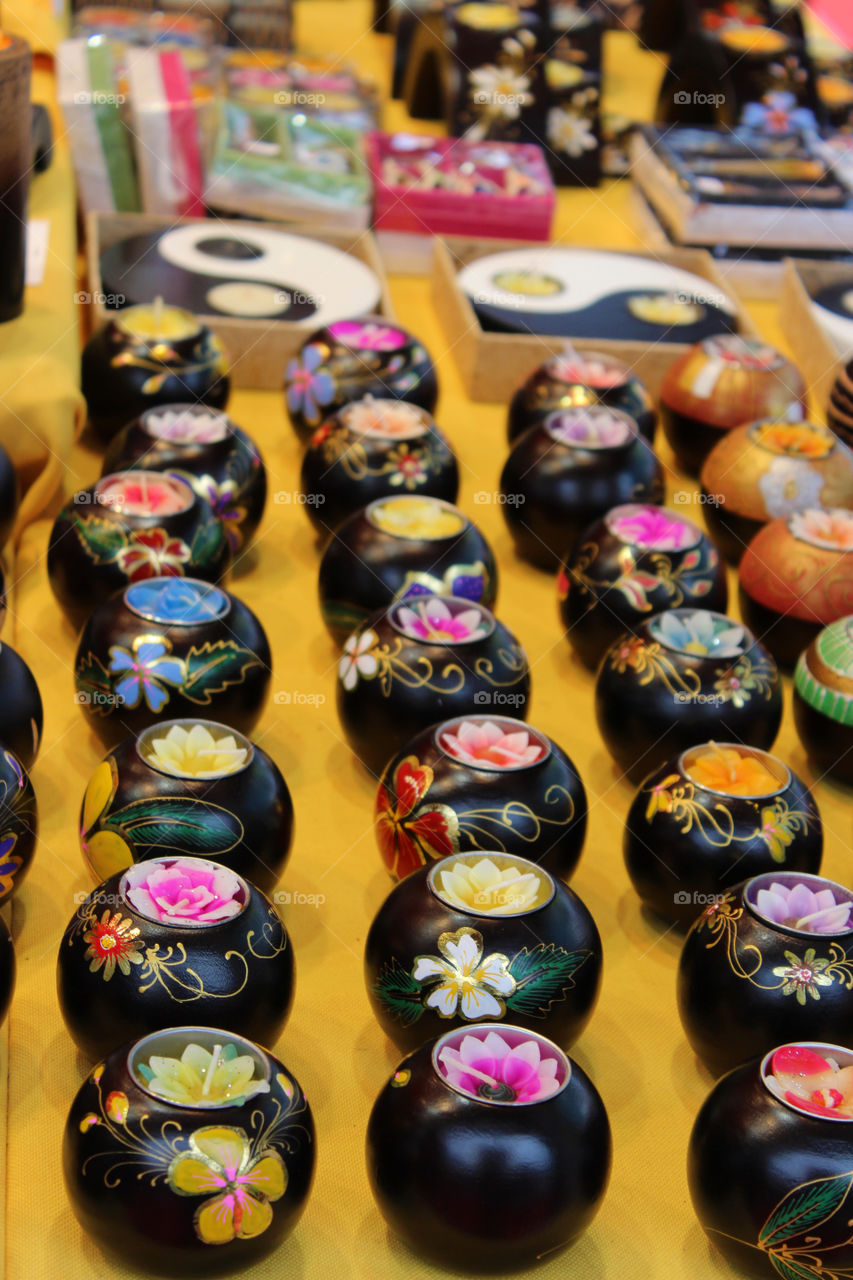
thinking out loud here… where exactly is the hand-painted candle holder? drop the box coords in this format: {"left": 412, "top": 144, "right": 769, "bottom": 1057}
{"left": 827, "top": 355, "right": 853, "bottom": 449}
{"left": 47, "top": 472, "right": 231, "bottom": 628}
{"left": 506, "top": 348, "right": 656, "bottom": 444}
{"left": 74, "top": 578, "right": 271, "bottom": 749}
{"left": 0, "top": 643, "right": 42, "bottom": 770}
{"left": 688, "top": 1042, "right": 853, "bottom": 1279}
{"left": 700, "top": 419, "right": 853, "bottom": 564}
{"left": 0, "top": 912, "right": 14, "bottom": 1030}
{"left": 0, "top": 440, "right": 19, "bottom": 554}
{"left": 82, "top": 305, "right": 230, "bottom": 444}
{"left": 284, "top": 315, "right": 437, "bottom": 441}
{"left": 595, "top": 610, "right": 783, "bottom": 783}
{"left": 679, "top": 874, "right": 853, "bottom": 1076}
{"left": 0, "top": 747, "right": 37, "bottom": 906}
{"left": 793, "top": 617, "right": 853, "bottom": 786}
{"left": 739, "top": 508, "right": 853, "bottom": 671}
{"left": 78, "top": 718, "right": 292, "bottom": 892}
{"left": 337, "top": 597, "right": 531, "bottom": 777}
{"left": 624, "top": 745, "right": 822, "bottom": 928}
{"left": 375, "top": 715, "right": 587, "bottom": 882}
{"left": 500, "top": 407, "right": 664, "bottom": 571}
{"left": 299, "top": 398, "right": 459, "bottom": 544}
{"left": 558, "top": 503, "right": 727, "bottom": 670}
{"left": 366, "top": 1023, "right": 611, "bottom": 1270}
{"left": 365, "top": 851, "right": 602, "bottom": 1053}
{"left": 58, "top": 856, "right": 294, "bottom": 1061}
{"left": 318, "top": 495, "right": 497, "bottom": 644}
{"left": 101, "top": 404, "right": 267, "bottom": 556}
{"left": 660, "top": 335, "right": 806, "bottom": 476}
{"left": 64, "top": 1027, "right": 315, "bottom": 1274}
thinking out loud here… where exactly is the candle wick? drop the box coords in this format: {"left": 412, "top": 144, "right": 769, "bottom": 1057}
{"left": 438, "top": 1047, "right": 498, "bottom": 1091}
{"left": 202, "top": 1044, "right": 222, "bottom": 1097}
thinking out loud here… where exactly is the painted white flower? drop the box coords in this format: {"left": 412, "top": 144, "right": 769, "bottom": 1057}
{"left": 338, "top": 629, "right": 379, "bottom": 691}
{"left": 469, "top": 64, "right": 533, "bottom": 120}
{"left": 412, "top": 927, "right": 516, "bottom": 1019}
{"left": 758, "top": 458, "right": 826, "bottom": 520}
{"left": 547, "top": 106, "right": 596, "bottom": 157}
{"left": 145, "top": 408, "right": 229, "bottom": 444}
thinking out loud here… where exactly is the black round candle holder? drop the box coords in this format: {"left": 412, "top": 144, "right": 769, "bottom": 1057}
{"left": 595, "top": 609, "right": 783, "bottom": 783}
{"left": 679, "top": 873, "right": 853, "bottom": 1076}
{"left": 101, "top": 404, "right": 267, "bottom": 557}
{"left": 58, "top": 856, "right": 294, "bottom": 1061}
{"left": 624, "top": 745, "right": 822, "bottom": 928}
{"left": 0, "top": 912, "right": 15, "bottom": 1031}
{"left": 64, "top": 1026, "right": 315, "bottom": 1275}
{"left": 375, "top": 714, "right": 587, "bottom": 882}
{"left": 73, "top": 578, "right": 271, "bottom": 750}
{"left": 507, "top": 349, "right": 655, "bottom": 445}
{"left": 366, "top": 1023, "right": 611, "bottom": 1271}
{"left": 500, "top": 407, "right": 664, "bottom": 571}
{"left": 318, "top": 495, "right": 497, "bottom": 645}
{"left": 48, "top": 473, "right": 231, "bottom": 629}
{"left": 0, "top": 642, "right": 43, "bottom": 771}
{"left": 299, "top": 397, "right": 458, "bottom": 544}
{"left": 337, "top": 596, "right": 531, "bottom": 777}
{"left": 0, "top": 747, "right": 37, "bottom": 906}
{"left": 558, "top": 503, "right": 727, "bottom": 669}
{"left": 78, "top": 717, "right": 292, "bottom": 893}
{"left": 82, "top": 307, "right": 230, "bottom": 444}
{"left": 284, "top": 315, "right": 437, "bottom": 441}
{"left": 365, "top": 851, "right": 602, "bottom": 1053}
{"left": 0, "top": 439, "right": 19, "bottom": 554}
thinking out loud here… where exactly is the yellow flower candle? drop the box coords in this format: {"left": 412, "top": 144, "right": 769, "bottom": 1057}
{"left": 369, "top": 495, "right": 466, "bottom": 540}
{"left": 141, "top": 721, "right": 251, "bottom": 779}
{"left": 116, "top": 296, "right": 201, "bottom": 342}
{"left": 684, "top": 742, "right": 785, "bottom": 797}
{"left": 432, "top": 853, "right": 553, "bottom": 915}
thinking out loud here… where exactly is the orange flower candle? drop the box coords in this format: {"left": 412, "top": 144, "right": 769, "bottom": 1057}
{"left": 684, "top": 742, "right": 785, "bottom": 797}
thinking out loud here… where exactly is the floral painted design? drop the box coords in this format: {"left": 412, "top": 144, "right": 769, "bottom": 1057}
{"left": 105, "top": 1092, "right": 129, "bottom": 1123}
{"left": 393, "top": 597, "right": 490, "bottom": 644}
{"left": 439, "top": 719, "right": 544, "bottom": 768}
{"left": 755, "top": 881, "right": 852, "bottom": 934}
{"left": 771, "top": 950, "right": 833, "bottom": 1004}
{"left": 652, "top": 611, "right": 744, "bottom": 657}
{"left": 168, "top": 1126, "right": 286, "bottom": 1245}
{"left": 547, "top": 105, "right": 596, "bottom": 157}
{"left": 789, "top": 507, "right": 853, "bottom": 552}
{"left": 140, "top": 1042, "right": 270, "bottom": 1106}
{"left": 285, "top": 344, "right": 335, "bottom": 425}
{"left": 113, "top": 528, "right": 192, "bottom": 582}
{"left": 437, "top": 1029, "right": 564, "bottom": 1102}
{"left": 337, "top": 629, "right": 379, "bottom": 691}
{"left": 145, "top": 408, "right": 230, "bottom": 444}
{"left": 570, "top": 538, "right": 715, "bottom": 614}
{"left": 712, "top": 655, "right": 775, "bottom": 708}
{"left": 0, "top": 833, "right": 22, "bottom": 899}
{"left": 466, "top": 29, "right": 537, "bottom": 141}
{"left": 142, "top": 722, "right": 250, "bottom": 779}
{"left": 375, "top": 756, "right": 459, "bottom": 878}
{"left": 386, "top": 445, "right": 428, "bottom": 489}
{"left": 109, "top": 639, "right": 185, "bottom": 713}
{"left": 124, "top": 859, "right": 244, "bottom": 926}
{"left": 412, "top": 928, "right": 515, "bottom": 1020}
{"left": 79, "top": 761, "right": 134, "bottom": 880}
{"left": 125, "top": 578, "right": 229, "bottom": 625}
{"left": 644, "top": 776, "right": 813, "bottom": 860}
{"left": 751, "top": 421, "right": 834, "bottom": 458}
{"left": 327, "top": 320, "right": 407, "bottom": 351}
{"left": 189, "top": 476, "right": 247, "bottom": 552}
{"left": 396, "top": 562, "right": 488, "bottom": 605}
{"left": 606, "top": 505, "right": 699, "bottom": 552}
{"left": 83, "top": 909, "right": 144, "bottom": 980}
{"left": 742, "top": 90, "right": 818, "bottom": 135}
{"left": 758, "top": 457, "right": 825, "bottom": 520}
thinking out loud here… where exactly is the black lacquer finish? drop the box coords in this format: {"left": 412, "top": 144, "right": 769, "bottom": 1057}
{"left": 0, "top": 746, "right": 37, "bottom": 905}
{"left": 0, "top": 643, "right": 43, "bottom": 770}
{"left": 0, "top": 913, "right": 15, "bottom": 1030}
{"left": 506, "top": 352, "right": 655, "bottom": 445}
{"left": 366, "top": 1024, "right": 611, "bottom": 1271}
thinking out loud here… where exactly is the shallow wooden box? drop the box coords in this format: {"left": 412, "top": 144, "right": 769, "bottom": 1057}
{"left": 780, "top": 258, "right": 851, "bottom": 417}
{"left": 85, "top": 212, "right": 395, "bottom": 390}
{"left": 430, "top": 235, "right": 758, "bottom": 402}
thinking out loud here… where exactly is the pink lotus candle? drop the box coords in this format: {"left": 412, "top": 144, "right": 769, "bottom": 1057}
{"left": 95, "top": 471, "right": 194, "bottom": 517}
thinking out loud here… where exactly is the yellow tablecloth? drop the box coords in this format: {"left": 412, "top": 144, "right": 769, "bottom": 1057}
{"left": 6, "top": 7, "right": 853, "bottom": 1280}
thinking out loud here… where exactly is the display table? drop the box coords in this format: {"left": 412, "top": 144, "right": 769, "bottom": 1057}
{"left": 4, "top": 5, "right": 850, "bottom": 1280}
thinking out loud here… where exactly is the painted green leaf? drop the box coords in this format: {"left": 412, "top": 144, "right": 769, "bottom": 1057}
{"left": 75, "top": 651, "right": 114, "bottom": 716}
{"left": 182, "top": 641, "right": 263, "bottom": 705}
{"left": 506, "top": 945, "right": 591, "bottom": 1016}
{"left": 191, "top": 514, "right": 226, "bottom": 564}
{"left": 103, "top": 796, "right": 244, "bottom": 855}
{"left": 759, "top": 1172, "right": 853, "bottom": 1249}
{"left": 768, "top": 1253, "right": 822, "bottom": 1280}
{"left": 372, "top": 959, "right": 424, "bottom": 1026}
{"left": 72, "top": 514, "right": 127, "bottom": 564}
{"left": 322, "top": 600, "right": 369, "bottom": 636}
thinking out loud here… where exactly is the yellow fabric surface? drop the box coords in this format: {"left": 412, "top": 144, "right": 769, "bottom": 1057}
{"left": 0, "top": 62, "right": 84, "bottom": 537}
{"left": 6, "top": 7, "right": 853, "bottom": 1280}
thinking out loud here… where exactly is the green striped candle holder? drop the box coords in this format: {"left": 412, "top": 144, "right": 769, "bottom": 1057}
{"left": 793, "top": 616, "right": 853, "bottom": 786}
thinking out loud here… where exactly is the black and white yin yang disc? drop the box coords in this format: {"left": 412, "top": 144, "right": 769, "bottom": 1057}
{"left": 810, "top": 281, "right": 853, "bottom": 357}
{"left": 100, "top": 223, "right": 382, "bottom": 325}
{"left": 458, "top": 247, "right": 739, "bottom": 342}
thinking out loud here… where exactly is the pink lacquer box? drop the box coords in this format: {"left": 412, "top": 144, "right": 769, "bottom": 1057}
{"left": 368, "top": 132, "right": 555, "bottom": 270}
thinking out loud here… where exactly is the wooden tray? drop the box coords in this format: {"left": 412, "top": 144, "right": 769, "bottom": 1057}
{"left": 779, "top": 258, "right": 853, "bottom": 418}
